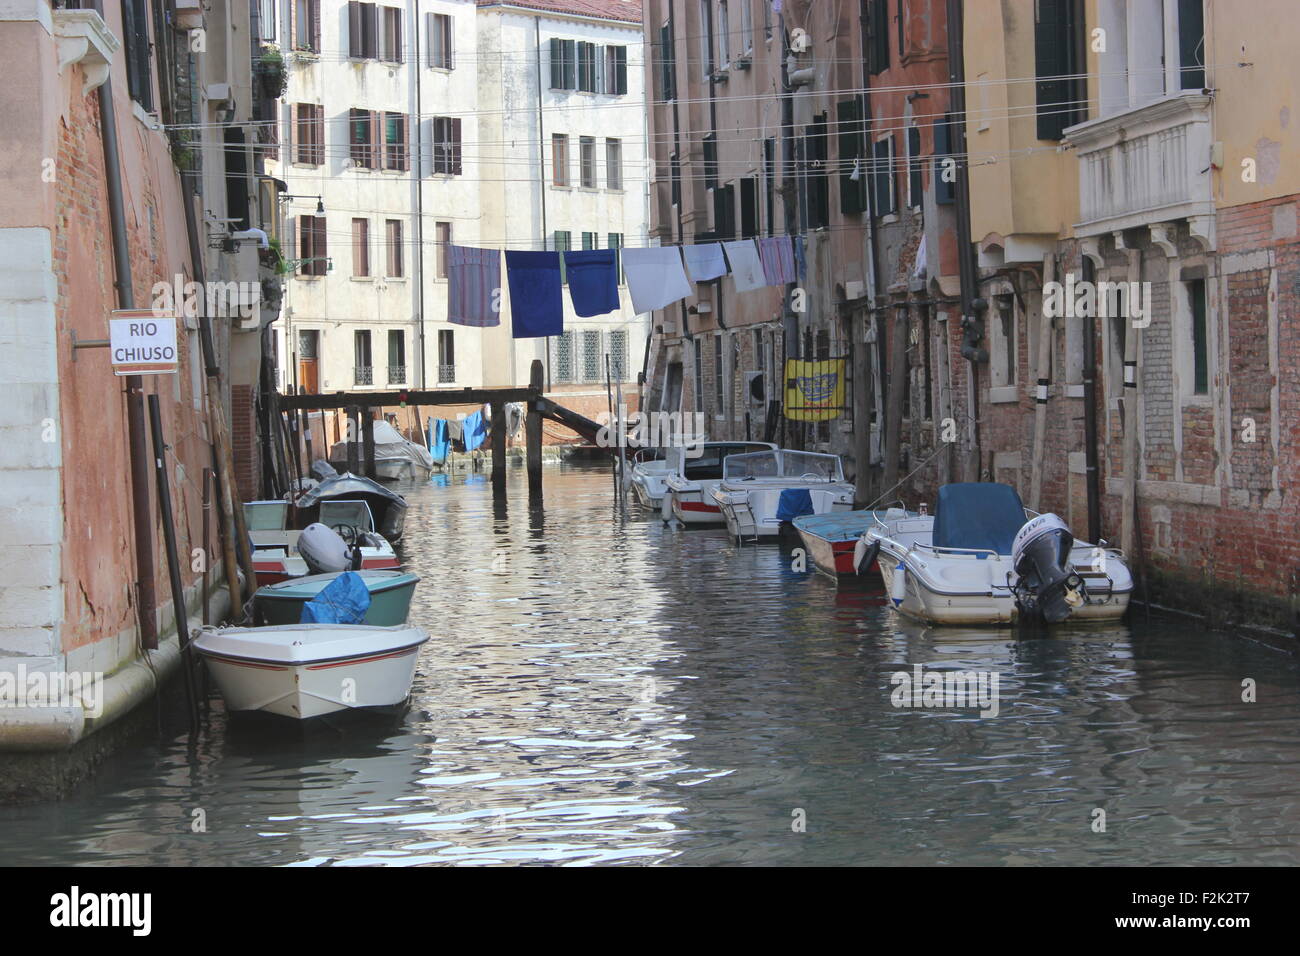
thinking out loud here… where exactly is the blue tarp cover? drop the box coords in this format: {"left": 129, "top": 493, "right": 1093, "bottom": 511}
{"left": 932, "top": 483, "right": 1026, "bottom": 556}
{"left": 300, "top": 571, "right": 372, "bottom": 624}
{"left": 776, "top": 488, "right": 815, "bottom": 522}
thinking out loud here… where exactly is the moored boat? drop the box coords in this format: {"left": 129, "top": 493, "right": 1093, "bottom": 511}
{"left": 245, "top": 501, "right": 400, "bottom": 587}
{"left": 792, "top": 509, "right": 911, "bottom": 580}
{"left": 293, "top": 472, "right": 408, "bottom": 542}
{"left": 253, "top": 570, "right": 419, "bottom": 626}
{"left": 328, "top": 420, "right": 434, "bottom": 483}
{"left": 709, "top": 448, "right": 855, "bottom": 541}
{"left": 193, "top": 623, "right": 429, "bottom": 719}
{"left": 860, "top": 482, "right": 1132, "bottom": 626}
{"left": 663, "top": 441, "right": 778, "bottom": 525}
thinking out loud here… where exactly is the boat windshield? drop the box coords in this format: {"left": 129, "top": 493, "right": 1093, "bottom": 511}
{"left": 319, "top": 499, "right": 376, "bottom": 532}
{"left": 683, "top": 443, "right": 776, "bottom": 480}
{"left": 722, "top": 449, "right": 844, "bottom": 482}
{"left": 243, "top": 500, "right": 289, "bottom": 530}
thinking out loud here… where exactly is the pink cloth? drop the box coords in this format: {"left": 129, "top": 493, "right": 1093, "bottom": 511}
{"left": 757, "top": 236, "right": 796, "bottom": 286}
{"left": 448, "top": 245, "right": 501, "bottom": 327}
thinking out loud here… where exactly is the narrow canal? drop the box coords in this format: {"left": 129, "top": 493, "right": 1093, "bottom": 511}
{"left": 3, "top": 464, "right": 1299, "bottom": 865}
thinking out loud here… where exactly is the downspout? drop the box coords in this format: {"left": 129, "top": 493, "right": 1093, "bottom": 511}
{"left": 1080, "top": 253, "right": 1102, "bottom": 542}
{"left": 1028, "top": 252, "right": 1055, "bottom": 509}
{"left": 535, "top": 17, "right": 549, "bottom": 389}
{"left": 779, "top": 10, "right": 798, "bottom": 378}
{"left": 98, "top": 77, "right": 158, "bottom": 650}
{"left": 414, "top": 0, "right": 426, "bottom": 387}
{"left": 1119, "top": 244, "right": 1141, "bottom": 557}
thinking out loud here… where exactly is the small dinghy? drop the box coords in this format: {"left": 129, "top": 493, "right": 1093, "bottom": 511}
{"left": 245, "top": 502, "right": 399, "bottom": 587}
{"left": 193, "top": 622, "right": 429, "bottom": 719}
{"left": 857, "top": 482, "right": 1132, "bottom": 625}
{"left": 792, "top": 509, "right": 912, "bottom": 580}
{"left": 253, "top": 570, "right": 419, "bottom": 626}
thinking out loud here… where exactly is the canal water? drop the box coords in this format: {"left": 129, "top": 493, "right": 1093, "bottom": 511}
{"left": 3, "top": 464, "right": 1299, "bottom": 866}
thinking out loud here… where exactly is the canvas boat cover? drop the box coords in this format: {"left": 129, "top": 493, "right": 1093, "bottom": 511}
{"left": 329, "top": 421, "right": 434, "bottom": 472}
{"left": 932, "top": 483, "right": 1027, "bottom": 556}
{"left": 300, "top": 570, "right": 372, "bottom": 624}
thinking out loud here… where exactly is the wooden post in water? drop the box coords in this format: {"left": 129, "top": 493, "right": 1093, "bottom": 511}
{"left": 490, "top": 400, "right": 507, "bottom": 488}
{"left": 362, "top": 408, "right": 377, "bottom": 479}
{"left": 526, "top": 359, "right": 543, "bottom": 494}
{"left": 301, "top": 407, "right": 314, "bottom": 467}
{"left": 346, "top": 406, "right": 361, "bottom": 474}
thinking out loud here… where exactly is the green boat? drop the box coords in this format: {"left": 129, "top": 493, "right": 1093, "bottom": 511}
{"left": 252, "top": 570, "right": 420, "bottom": 626}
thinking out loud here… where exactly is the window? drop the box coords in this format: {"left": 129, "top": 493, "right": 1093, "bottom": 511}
{"left": 435, "top": 222, "right": 451, "bottom": 278}
{"left": 384, "top": 112, "right": 408, "bottom": 170}
{"left": 385, "top": 219, "right": 403, "bottom": 277}
{"left": 553, "top": 230, "right": 571, "bottom": 284}
{"left": 1187, "top": 277, "right": 1208, "bottom": 395}
{"left": 1178, "top": 0, "right": 1205, "bottom": 90}
{"left": 740, "top": 177, "right": 758, "bottom": 238}
{"left": 764, "top": 0, "right": 772, "bottom": 41}
{"left": 699, "top": 0, "right": 713, "bottom": 78}
{"left": 764, "top": 138, "right": 776, "bottom": 235}
{"left": 348, "top": 2, "right": 379, "bottom": 60}
{"left": 703, "top": 134, "right": 718, "bottom": 190}
{"left": 907, "top": 125, "right": 922, "bottom": 209}
{"left": 437, "top": 329, "right": 455, "bottom": 383}
{"left": 293, "top": 0, "right": 321, "bottom": 52}
{"left": 354, "top": 330, "right": 373, "bottom": 385}
{"left": 806, "top": 114, "right": 830, "bottom": 229}
{"left": 379, "top": 6, "right": 403, "bottom": 63}
{"left": 352, "top": 218, "right": 370, "bottom": 277}
{"left": 581, "top": 232, "right": 598, "bottom": 250}
{"left": 718, "top": 1, "right": 730, "bottom": 67}
{"left": 712, "top": 182, "right": 736, "bottom": 240}
{"left": 582, "top": 330, "right": 602, "bottom": 382}
{"left": 657, "top": 22, "right": 676, "bottom": 100}
{"left": 577, "top": 41, "right": 598, "bottom": 92}
{"left": 694, "top": 340, "right": 704, "bottom": 412}
{"left": 432, "top": 117, "right": 462, "bottom": 175}
{"left": 1034, "top": 0, "right": 1085, "bottom": 140}
{"left": 550, "top": 38, "right": 576, "bottom": 90}
{"left": 933, "top": 114, "right": 956, "bottom": 205}
{"left": 871, "top": 136, "right": 896, "bottom": 216}
{"left": 259, "top": 0, "right": 277, "bottom": 42}
{"left": 740, "top": 0, "right": 752, "bottom": 52}
{"left": 554, "top": 331, "right": 574, "bottom": 383}
{"left": 714, "top": 335, "right": 725, "bottom": 411}
{"left": 294, "top": 103, "right": 323, "bottom": 165}
{"left": 350, "top": 108, "right": 379, "bottom": 169}
{"left": 606, "top": 139, "right": 623, "bottom": 190}
{"left": 607, "top": 233, "right": 623, "bottom": 283}
{"left": 671, "top": 152, "right": 681, "bottom": 206}
{"left": 609, "top": 330, "right": 628, "bottom": 381}
{"left": 991, "top": 293, "right": 1017, "bottom": 389}
{"left": 866, "top": 0, "right": 889, "bottom": 74}
{"left": 838, "top": 98, "right": 867, "bottom": 215}
{"left": 552, "top": 134, "right": 570, "bottom": 186}
{"left": 428, "top": 12, "right": 454, "bottom": 69}
{"left": 121, "top": 0, "right": 153, "bottom": 111}
{"left": 580, "top": 137, "right": 596, "bottom": 188}
{"left": 298, "top": 215, "right": 327, "bottom": 276}
{"left": 604, "top": 46, "right": 628, "bottom": 95}
{"left": 388, "top": 330, "right": 406, "bottom": 384}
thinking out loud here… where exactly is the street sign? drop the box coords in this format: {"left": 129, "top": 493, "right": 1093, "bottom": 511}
{"left": 109, "top": 310, "right": 178, "bottom": 376}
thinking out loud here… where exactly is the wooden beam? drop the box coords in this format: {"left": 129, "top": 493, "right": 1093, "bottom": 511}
{"left": 279, "top": 387, "right": 537, "bottom": 411}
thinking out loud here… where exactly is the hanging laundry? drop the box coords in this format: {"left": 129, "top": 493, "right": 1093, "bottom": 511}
{"left": 681, "top": 243, "right": 728, "bottom": 282}
{"left": 505, "top": 250, "right": 564, "bottom": 338}
{"left": 622, "top": 246, "right": 693, "bottom": 314}
{"left": 429, "top": 418, "right": 450, "bottom": 464}
{"left": 463, "top": 410, "right": 488, "bottom": 452}
{"left": 564, "top": 249, "right": 620, "bottom": 317}
{"left": 757, "top": 236, "right": 797, "bottom": 286}
{"left": 447, "top": 245, "right": 502, "bottom": 327}
{"left": 722, "top": 240, "right": 766, "bottom": 292}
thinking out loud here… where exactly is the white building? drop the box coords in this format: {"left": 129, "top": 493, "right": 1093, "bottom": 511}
{"left": 266, "top": 0, "right": 649, "bottom": 410}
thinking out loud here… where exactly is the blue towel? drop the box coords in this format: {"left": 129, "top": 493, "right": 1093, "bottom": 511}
{"left": 506, "top": 250, "right": 564, "bottom": 338}
{"left": 564, "top": 249, "right": 620, "bottom": 317}
{"left": 429, "top": 418, "right": 449, "bottom": 464}
{"left": 300, "top": 571, "right": 372, "bottom": 624}
{"left": 776, "top": 488, "right": 815, "bottom": 522}
{"left": 463, "top": 410, "right": 487, "bottom": 452}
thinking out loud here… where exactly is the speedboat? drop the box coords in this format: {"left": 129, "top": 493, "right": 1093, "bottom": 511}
{"left": 252, "top": 570, "right": 419, "bottom": 626}
{"left": 193, "top": 622, "right": 429, "bottom": 719}
{"left": 245, "top": 501, "right": 399, "bottom": 587}
{"left": 857, "top": 482, "right": 1132, "bottom": 625}
{"left": 293, "top": 471, "right": 408, "bottom": 541}
{"left": 708, "top": 448, "right": 855, "bottom": 541}
{"left": 662, "top": 441, "right": 778, "bottom": 525}
{"left": 792, "top": 509, "right": 912, "bottom": 580}
{"left": 328, "top": 420, "right": 434, "bottom": 483}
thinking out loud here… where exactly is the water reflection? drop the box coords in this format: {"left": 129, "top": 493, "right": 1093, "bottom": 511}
{"left": 0, "top": 465, "right": 1297, "bottom": 866}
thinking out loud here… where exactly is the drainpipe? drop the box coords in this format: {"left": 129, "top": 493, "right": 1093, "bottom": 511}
{"left": 535, "top": 17, "right": 548, "bottom": 388}
{"left": 1119, "top": 242, "right": 1141, "bottom": 557}
{"left": 1080, "top": 253, "right": 1102, "bottom": 542}
{"left": 855, "top": 0, "right": 885, "bottom": 505}
{"left": 98, "top": 78, "right": 158, "bottom": 650}
{"left": 778, "top": 11, "right": 798, "bottom": 391}
{"left": 1028, "top": 253, "right": 1055, "bottom": 509}
{"left": 414, "top": 0, "right": 426, "bottom": 387}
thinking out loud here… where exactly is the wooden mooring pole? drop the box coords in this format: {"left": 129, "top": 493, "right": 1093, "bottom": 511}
{"left": 527, "top": 360, "right": 543, "bottom": 495}
{"left": 346, "top": 406, "right": 361, "bottom": 474}
{"left": 362, "top": 408, "right": 377, "bottom": 480}
{"left": 490, "top": 400, "right": 507, "bottom": 489}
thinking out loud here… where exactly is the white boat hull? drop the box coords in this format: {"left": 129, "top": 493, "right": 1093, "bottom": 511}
{"left": 194, "top": 624, "right": 428, "bottom": 719}
{"left": 712, "top": 485, "right": 855, "bottom": 541}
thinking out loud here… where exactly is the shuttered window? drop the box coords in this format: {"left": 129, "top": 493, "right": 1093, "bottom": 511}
{"left": 907, "top": 125, "right": 922, "bottom": 208}
{"left": 385, "top": 220, "right": 403, "bottom": 277}
{"left": 550, "top": 38, "right": 576, "bottom": 90}
{"left": 866, "top": 0, "right": 889, "bottom": 75}
{"left": 740, "top": 177, "right": 759, "bottom": 238}
{"left": 348, "top": 2, "right": 380, "bottom": 60}
{"left": 384, "top": 112, "right": 407, "bottom": 171}
{"left": 294, "top": 103, "right": 323, "bottom": 165}
{"left": 837, "top": 98, "right": 867, "bottom": 216}
{"left": 580, "top": 137, "right": 596, "bottom": 188}
{"left": 871, "top": 136, "right": 896, "bottom": 216}
{"left": 121, "top": 0, "right": 154, "bottom": 111}
{"left": 432, "top": 117, "right": 462, "bottom": 175}
{"left": 1178, "top": 0, "right": 1205, "bottom": 90}
{"left": 298, "top": 215, "right": 327, "bottom": 276}
{"left": 658, "top": 23, "right": 675, "bottom": 100}
{"left": 428, "top": 12, "right": 454, "bottom": 69}
{"left": 605, "top": 46, "right": 628, "bottom": 95}
{"left": 606, "top": 139, "right": 622, "bottom": 190}
{"left": 352, "top": 218, "right": 370, "bottom": 277}
{"left": 552, "top": 134, "right": 569, "bottom": 186}
{"left": 349, "top": 108, "right": 380, "bottom": 169}
{"left": 293, "top": 0, "right": 321, "bottom": 52}
{"left": 933, "top": 114, "right": 956, "bottom": 205}
{"left": 379, "top": 6, "right": 402, "bottom": 63}
{"left": 1034, "top": 0, "right": 1085, "bottom": 140}
{"left": 806, "top": 114, "right": 830, "bottom": 229}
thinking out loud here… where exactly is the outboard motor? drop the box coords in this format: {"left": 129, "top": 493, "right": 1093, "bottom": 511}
{"left": 1011, "top": 513, "right": 1086, "bottom": 624}
{"left": 296, "top": 522, "right": 353, "bottom": 574}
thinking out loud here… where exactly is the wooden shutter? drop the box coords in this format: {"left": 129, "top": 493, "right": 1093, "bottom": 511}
{"left": 614, "top": 46, "right": 627, "bottom": 94}
{"left": 837, "top": 99, "right": 866, "bottom": 215}
{"left": 868, "top": 0, "right": 889, "bottom": 74}
{"left": 1034, "top": 0, "right": 1082, "bottom": 141}
{"left": 348, "top": 1, "right": 363, "bottom": 57}
{"left": 933, "top": 114, "right": 955, "bottom": 205}
{"left": 907, "top": 125, "right": 922, "bottom": 208}
{"left": 550, "top": 37, "right": 564, "bottom": 88}
{"left": 740, "top": 177, "right": 758, "bottom": 238}
{"left": 310, "top": 0, "right": 321, "bottom": 51}
{"left": 450, "top": 118, "right": 462, "bottom": 175}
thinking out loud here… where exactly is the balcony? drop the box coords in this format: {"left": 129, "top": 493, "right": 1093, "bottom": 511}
{"left": 387, "top": 364, "right": 406, "bottom": 385}
{"left": 354, "top": 366, "right": 373, "bottom": 385}
{"left": 436, "top": 364, "right": 455, "bottom": 384}
{"left": 1065, "top": 93, "right": 1215, "bottom": 248}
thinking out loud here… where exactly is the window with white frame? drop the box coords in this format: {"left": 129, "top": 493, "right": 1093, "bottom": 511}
{"left": 1176, "top": 268, "right": 1211, "bottom": 398}
{"left": 718, "top": 1, "right": 731, "bottom": 67}
{"left": 990, "top": 293, "right": 1017, "bottom": 391}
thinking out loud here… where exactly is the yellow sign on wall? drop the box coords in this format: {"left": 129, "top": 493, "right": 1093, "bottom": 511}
{"left": 784, "top": 359, "right": 845, "bottom": 421}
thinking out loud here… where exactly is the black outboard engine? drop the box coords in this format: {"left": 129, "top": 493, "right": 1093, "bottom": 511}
{"left": 1011, "top": 514, "right": 1086, "bottom": 624}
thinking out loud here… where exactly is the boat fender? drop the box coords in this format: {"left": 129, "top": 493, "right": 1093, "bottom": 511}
{"left": 890, "top": 559, "right": 908, "bottom": 607}
{"left": 854, "top": 537, "right": 881, "bottom": 576}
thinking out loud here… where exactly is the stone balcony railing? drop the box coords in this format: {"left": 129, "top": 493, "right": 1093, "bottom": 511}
{"left": 1065, "top": 92, "right": 1215, "bottom": 248}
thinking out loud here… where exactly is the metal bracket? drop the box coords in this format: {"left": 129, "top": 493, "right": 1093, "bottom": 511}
{"left": 70, "top": 329, "right": 109, "bottom": 361}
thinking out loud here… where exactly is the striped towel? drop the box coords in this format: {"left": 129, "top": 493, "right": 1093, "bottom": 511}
{"left": 757, "top": 236, "right": 796, "bottom": 286}
{"left": 448, "top": 245, "right": 501, "bottom": 327}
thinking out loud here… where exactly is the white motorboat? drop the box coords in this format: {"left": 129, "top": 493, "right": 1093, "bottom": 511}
{"left": 328, "top": 420, "right": 434, "bottom": 483}
{"left": 244, "top": 500, "right": 400, "bottom": 587}
{"left": 708, "top": 448, "right": 855, "bottom": 541}
{"left": 193, "top": 622, "right": 429, "bottom": 719}
{"left": 661, "top": 441, "right": 778, "bottom": 525}
{"left": 857, "top": 482, "right": 1133, "bottom": 626}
